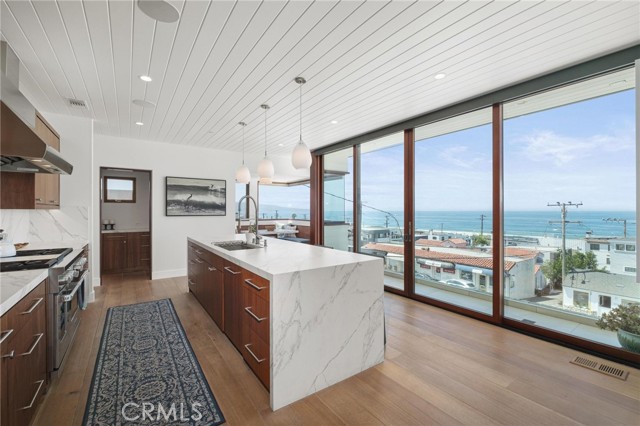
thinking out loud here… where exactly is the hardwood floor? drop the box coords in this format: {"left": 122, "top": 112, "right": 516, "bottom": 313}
{"left": 33, "top": 273, "right": 639, "bottom": 425}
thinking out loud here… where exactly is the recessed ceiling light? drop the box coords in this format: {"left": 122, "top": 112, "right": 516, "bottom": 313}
{"left": 139, "top": 75, "right": 152, "bottom": 82}
{"left": 132, "top": 99, "right": 156, "bottom": 108}
{"left": 331, "top": 120, "right": 338, "bottom": 124}
{"left": 43, "top": 164, "right": 51, "bottom": 168}
{"left": 434, "top": 73, "right": 446, "bottom": 80}
{"left": 137, "top": 0, "right": 180, "bottom": 23}
{"left": 278, "top": 143, "right": 284, "bottom": 147}
{"left": 135, "top": 122, "right": 144, "bottom": 126}
{"left": 32, "top": 159, "right": 43, "bottom": 162}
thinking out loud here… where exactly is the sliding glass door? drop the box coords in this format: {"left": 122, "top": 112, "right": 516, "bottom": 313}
{"left": 323, "top": 148, "right": 354, "bottom": 251}
{"left": 503, "top": 67, "right": 637, "bottom": 353}
{"left": 413, "top": 109, "right": 493, "bottom": 314}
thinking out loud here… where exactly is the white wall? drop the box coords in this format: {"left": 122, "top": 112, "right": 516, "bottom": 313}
{"left": 93, "top": 134, "right": 241, "bottom": 281}
{"left": 100, "top": 169, "right": 150, "bottom": 231}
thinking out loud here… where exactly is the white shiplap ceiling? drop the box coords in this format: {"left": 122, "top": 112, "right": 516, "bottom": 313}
{"left": 1, "top": 0, "right": 639, "bottom": 157}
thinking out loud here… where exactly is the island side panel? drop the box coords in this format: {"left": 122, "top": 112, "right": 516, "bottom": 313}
{"left": 270, "top": 259, "right": 385, "bottom": 410}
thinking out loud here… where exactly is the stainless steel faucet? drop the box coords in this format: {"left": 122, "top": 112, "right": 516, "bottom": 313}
{"left": 237, "top": 195, "right": 264, "bottom": 246}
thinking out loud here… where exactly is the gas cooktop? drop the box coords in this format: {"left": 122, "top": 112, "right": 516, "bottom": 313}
{"left": 0, "top": 247, "right": 73, "bottom": 272}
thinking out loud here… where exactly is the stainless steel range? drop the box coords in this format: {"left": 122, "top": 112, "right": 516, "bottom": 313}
{"left": 0, "top": 246, "right": 88, "bottom": 375}
{"left": 47, "top": 247, "right": 88, "bottom": 375}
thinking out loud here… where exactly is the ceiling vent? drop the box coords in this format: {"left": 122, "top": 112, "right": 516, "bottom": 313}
{"left": 67, "top": 98, "right": 87, "bottom": 109}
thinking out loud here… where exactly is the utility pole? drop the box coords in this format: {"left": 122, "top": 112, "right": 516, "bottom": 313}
{"left": 603, "top": 218, "right": 628, "bottom": 238}
{"left": 480, "top": 214, "right": 486, "bottom": 235}
{"left": 548, "top": 201, "right": 583, "bottom": 289}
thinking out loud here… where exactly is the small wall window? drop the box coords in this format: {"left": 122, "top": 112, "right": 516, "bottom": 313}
{"left": 624, "top": 267, "right": 637, "bottom": 273}
{"left": 615, "top": 244, "right": 625, "bottom": 251}
{"left": 460, "top": 270, "right": 472, "bottom": 280}
{"left": 104, "top": 177, "right": 136, "bottom": 203}
{"left": 590, "top": 243, "right": 600, "bottom": 251}
{"left": 574, "top": 291, "right": 589, "bottom": 308}
{"left": 599, "top": 295, "right": 611, "bottom": 308}
{"left": 625, "top": 244, "right": 636, "bottom": 252}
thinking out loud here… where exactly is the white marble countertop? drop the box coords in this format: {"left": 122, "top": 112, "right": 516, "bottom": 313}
{"left": 101, "top": 229, "right": 149, "bottom": 234}
{"left": 188, "top": 234, "right": 379, "bottom": 279}
{"left": 0, "top": 240, "right": 88, "bottom": 316}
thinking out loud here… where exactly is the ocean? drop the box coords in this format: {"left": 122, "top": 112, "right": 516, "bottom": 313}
{"left": 320, "top": 210, "right": 637, "bottom": 239}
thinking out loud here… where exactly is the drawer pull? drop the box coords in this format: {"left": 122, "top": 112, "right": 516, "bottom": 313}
{"left": 189, "top": 259, "right": 196, "bottom": 264}
{"left": 207, "top": 266, "right": 217, "bottom": 272}
{"left": 244, "top": 278, "right": 266, "bottom": 291}
{"left": 188, "top": 279, "right": 195, "bottom": 286}
{"left": 244, "top": 307, "right": 266, "bottom": 322}
{"left": 2, "top": 350, "right": 15, "bottom": 359}
{"left": 244, "top": 344, "right": 265, "bottom": 363}
{"left": 19, "top": 380, "right": 44, "bottom": 410}
{"left": 22, "top": 298, "right": 44, "bottom": 315}
{"left": 194, "top": 258, "right": 204, "bottom": 264}
{"left": 0, "top": 329, "right": 13, "bottom": 344}
{"left": 224, "top": 266, "right": 240, "bottom": 275}
{"left": 35, "top": 198, "right": 43, "bottom": 202}
{"left": 20, "top": 333, "right": 44, "bottom": 356}
{"left": 195, "top": 249, "right": 203, "bottom": 255}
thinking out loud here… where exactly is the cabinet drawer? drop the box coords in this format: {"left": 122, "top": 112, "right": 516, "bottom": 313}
{"left": 242, "top": 325, "right": 270, "bottom": 390}
{"left": 242, "top": 270, "right": 269, "bottom": 302}
{"left": 0, "top": 281, "right": 46, "bottom": 339}
{"left": 242, "top": 288, "right": 269, "bottom": 340}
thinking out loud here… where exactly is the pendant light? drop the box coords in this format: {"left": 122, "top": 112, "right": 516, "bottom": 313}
{"left": 235, "top": 122, "right": 251, "bottom": 184}
{"left": 291, "top": 77, "right": 312, "bottom": 169}
{"left": 257, "top": 104, "right": 274, "bottom": 184}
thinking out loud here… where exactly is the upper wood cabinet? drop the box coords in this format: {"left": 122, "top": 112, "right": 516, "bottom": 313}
{"left": 33, "top": 113, "right": 60, "bottom": 209}
{"left": 0, "top": 110, "right": 61, "bottom": 209}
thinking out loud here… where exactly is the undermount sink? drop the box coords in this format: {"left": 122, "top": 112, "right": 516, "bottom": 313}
{"left": 214, "top": 241, "right": 263, "bottom": 251}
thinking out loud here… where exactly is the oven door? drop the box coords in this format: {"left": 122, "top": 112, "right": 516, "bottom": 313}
{"left": 53, "top": 271, "right": 86, "bottom": 372}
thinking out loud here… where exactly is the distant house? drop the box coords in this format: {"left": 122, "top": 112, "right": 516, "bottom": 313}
{"left": 562, "top": 271, "right": 639, "bottom": 315}
{"left": 443, "top": 238, "right": 467, "bottom": 248}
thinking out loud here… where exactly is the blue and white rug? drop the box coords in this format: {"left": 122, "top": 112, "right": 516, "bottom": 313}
{"left": 83, "top": 299, "right": 225, "bottom": 425}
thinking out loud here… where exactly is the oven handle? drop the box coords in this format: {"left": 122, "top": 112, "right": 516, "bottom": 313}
{"left": 62, "top": 271, "right": 88, "bottom": 302}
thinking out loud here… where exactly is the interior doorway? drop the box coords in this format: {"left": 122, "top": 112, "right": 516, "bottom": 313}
{"left": 99, "top": 167, "right": 152, "bottom": 280}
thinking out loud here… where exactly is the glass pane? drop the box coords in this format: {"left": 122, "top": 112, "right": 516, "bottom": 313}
{"left": 235, "top": 182, "right": 247, "bottom": 219}
{"left": 414, "top": 108, "right": 493, "bottom": 314}
{"left": 358, "top": 132, "right": 404, "bottom": 290}
{"left": 106, "top": 178, "right": 134, "bottom": 201}
{"left": 323, "top": 148, "right": 354, "bottom": 251}
{"left": 258, "top": 184, "right": 310, "bottom": 220}
{"left": 503, "top": 67, "right": 637, "bottom": 353}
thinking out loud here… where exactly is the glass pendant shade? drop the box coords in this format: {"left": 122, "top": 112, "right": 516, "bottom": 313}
{"left": 257, "top": 156, "right": 274, "bottom": 184}
{"left": 292, "top": 136, "right": 312, "bottom": 169}
{"left": 235, "top": 164, "right": 251, "bottom": 184}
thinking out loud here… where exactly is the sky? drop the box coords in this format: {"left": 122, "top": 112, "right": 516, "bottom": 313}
{"left": 240, "top": 88, "right": 636, "bottom": 215}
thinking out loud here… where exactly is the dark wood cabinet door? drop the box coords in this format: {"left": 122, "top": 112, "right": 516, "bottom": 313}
{"left": 223, "top": 262, "right": 243, "bottom": 348}
{"left": 102, "top": 235, "right": 126, "bottom": 273}
{"left": 211, "top": 268, "right": 224, "bottom": 330}
{"left": 126, "top": 233, "right": 141, "bottom": 269}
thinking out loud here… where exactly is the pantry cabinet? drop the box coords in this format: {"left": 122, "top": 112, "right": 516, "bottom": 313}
{"left": 101, "top": 232, "right": 150, "bottom": 274}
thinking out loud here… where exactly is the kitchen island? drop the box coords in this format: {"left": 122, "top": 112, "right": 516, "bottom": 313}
{"left": 187, "top": 235, "right": 384, "bottom": 410}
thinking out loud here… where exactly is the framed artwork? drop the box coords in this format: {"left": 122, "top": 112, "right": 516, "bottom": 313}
{"left": 166, "top": 176, "right": 226, "bottom": 216}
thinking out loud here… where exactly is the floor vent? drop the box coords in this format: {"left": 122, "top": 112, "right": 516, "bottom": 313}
{"left": 570, "top": 356, "right": 629, "bottom": 380}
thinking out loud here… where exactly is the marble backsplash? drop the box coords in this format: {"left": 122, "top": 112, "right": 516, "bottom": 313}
{"left": 0, "top": 206, "right": 89, "bottom": 243}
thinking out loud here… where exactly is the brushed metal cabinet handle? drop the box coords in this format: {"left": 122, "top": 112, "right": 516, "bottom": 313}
{"left": 244, "top": 344, "right": 265, "bottom": 363}
{"left": 189, "top": 260, "right": 196, "bottom": 264}
{"left": 244, "top": 279, "right": 266, "bottom": 291}
{"left": 0, "top": 329, "right": 13, "bottom": 344}
{"left": 195, "top": 249, "right": 203, "bottom": 255}
{"left": 20, "top": 333, "right": 44, "bottom": 356}
{"left": 188, "top": 279, "right": 195, "bottom": 286}
{"left": 224, "top": 266, "right": 240, "bottom": 275}
{"left": 19, "top": 380, "right": 44, "bottom": 410}
{"left": 208, "top": 266, "right": 217, "bottom": 272}
{"left": 22, "top": 298, "right": 44, "bottom": 315}
{"left": 2, "top": 350, "right": 15, "bottom": 359}
{"left": 244, "top": 307, "right": 267, "bottom": 322}
{"left": 194, "top": 258, "right": 203, "bottom": 264}
{"left": 35, "top": 198, "right": 43, "bottom": 202}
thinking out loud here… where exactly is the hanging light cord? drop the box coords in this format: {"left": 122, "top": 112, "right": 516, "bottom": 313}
{"left": 242, "top": 124, "right": 245, "bottom": 165}
{"left": 264, "top": 108, "right": 267, "bottom": 157}
{"left": 299, "top": 83, "right": 303, "bottom": 140}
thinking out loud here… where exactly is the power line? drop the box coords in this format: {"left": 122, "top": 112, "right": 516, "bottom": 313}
{"left": 602, "top": 217, "right": 629, "bottom": 238}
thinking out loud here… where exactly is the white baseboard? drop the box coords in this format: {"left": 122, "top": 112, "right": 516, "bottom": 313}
{"left": 92, "top": 275, "right": 101, "bottom": 286}
{"left": 152, "top": 269, "right": 186, "bottom": 280}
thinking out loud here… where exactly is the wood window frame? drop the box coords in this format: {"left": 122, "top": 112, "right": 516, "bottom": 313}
{"left": 103, "top": 176, "right": 137, "bottom": 203}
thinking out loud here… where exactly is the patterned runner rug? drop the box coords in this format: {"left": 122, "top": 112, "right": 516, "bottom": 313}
{"left": 83, "top": 299, "right": 225, "bottom": 425}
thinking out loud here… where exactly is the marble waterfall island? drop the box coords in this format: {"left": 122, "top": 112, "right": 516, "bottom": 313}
{"left": 187, "top": 236, "right": 385, "bottom": 410}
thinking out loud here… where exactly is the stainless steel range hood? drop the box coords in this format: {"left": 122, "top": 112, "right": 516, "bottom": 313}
{"left": 0, "top": 42, "right": 73, "bottom": 175}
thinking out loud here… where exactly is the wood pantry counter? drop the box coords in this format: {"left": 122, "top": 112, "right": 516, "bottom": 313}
{"left": 187, "top": 236, "right": 385, "bottom": 410}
